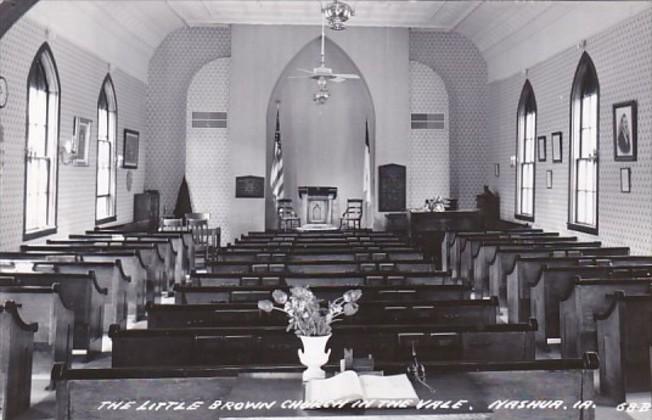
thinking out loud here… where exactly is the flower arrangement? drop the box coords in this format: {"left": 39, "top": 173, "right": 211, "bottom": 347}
{"left": 424, "top": 195, "right": 446, "bottom": 212}
{"left": 258, "top": 286, "right": 362, "bottom": 337}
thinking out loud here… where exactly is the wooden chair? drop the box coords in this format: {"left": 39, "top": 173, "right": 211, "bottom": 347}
{"left": 276, "top": 199, "right": 300, "bottom": 231}
{"left": 184, "top": 213, "right": 215, "bottom": 268}
{"left": 340, "top": 199, "right": 363, "bottom": 230}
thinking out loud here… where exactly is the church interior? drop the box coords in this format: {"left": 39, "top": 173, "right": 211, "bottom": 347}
{"left": 0, "top": 1, "right": 651, "bottom": 419}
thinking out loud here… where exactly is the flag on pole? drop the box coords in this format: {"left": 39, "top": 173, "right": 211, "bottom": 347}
{"left": 363, "top": 120, "right": 371, "bottom": 206}
{"left": 270, "top": 103, "right": 284, "bottom": 200}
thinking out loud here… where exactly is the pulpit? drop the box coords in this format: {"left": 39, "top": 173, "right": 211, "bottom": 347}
{"left": 298, "top": 186, "right": 337, "bottom": 227}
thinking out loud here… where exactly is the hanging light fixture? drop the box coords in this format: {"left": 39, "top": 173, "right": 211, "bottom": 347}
{"left": 323, "top": 0, "right": 354, "bottom": 31}
{"left": 313, "top": 78, "right": 330, "bottom": 104}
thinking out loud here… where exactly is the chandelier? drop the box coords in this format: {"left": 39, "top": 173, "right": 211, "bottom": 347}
{"left": 323, "top": 0, "right": 354, "bottom": 31}
{"left": 313, "top": 78, "right": 330, "bottom": 104}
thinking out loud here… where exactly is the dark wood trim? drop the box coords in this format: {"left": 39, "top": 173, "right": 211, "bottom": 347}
{"left": 23, "top": 226, "right": 57, "bottom": 242}
{"left": 567, "top": 222, "right": 598, "bottom": 236}
{"left": 0, "top": 0, "right": 39, "bottom": 40}
{"left": 95, "top": 215, "right": 117, "bottom": 226}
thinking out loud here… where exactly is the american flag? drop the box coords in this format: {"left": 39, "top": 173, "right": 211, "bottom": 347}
{"left": 363, "top": 120, "right": 371, "bottom": 205}
{"left": 270, "top": 103, "right": 284, "bottom": 200}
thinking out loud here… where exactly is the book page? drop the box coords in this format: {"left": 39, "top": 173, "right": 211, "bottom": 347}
{"left": 304, "top": 371, "right": 364, "bottom": 403}
{"left": 359, "top": 374, "right": 419, "bottom": 403}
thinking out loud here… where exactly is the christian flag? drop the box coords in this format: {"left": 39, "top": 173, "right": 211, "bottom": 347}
{"left": 270, "top": 103, "right": 284, "bottom": 200}
{"left": 363, "top": 120, "right": 371, "bottom": 205}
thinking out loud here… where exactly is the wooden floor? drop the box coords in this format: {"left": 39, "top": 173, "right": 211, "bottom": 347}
{"left": 15, "top": 295, "right": 649, "bottom": 420}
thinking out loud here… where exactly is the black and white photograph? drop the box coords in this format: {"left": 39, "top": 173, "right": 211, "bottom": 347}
{"left": 613, "top": 100, "right": 637, "bottom": 161}
{"left": 551, "top": 131, "right": 562, "bottom": 163}
{"left": 1, "top": 1, "right": 651, "bottom": 420}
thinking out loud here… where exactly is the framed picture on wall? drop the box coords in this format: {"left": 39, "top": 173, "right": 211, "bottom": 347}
{"left": 551, "top": 131, "right": 562, "bottom": 163}
{"left": 123, "top": 129, "right": 140, "bottom": 169}
{"left": 613, "top": 100, "right": 637, "bottom": 161}
{"left": 537, "top": 136, "right": 547, "bottom": 162}
{"left": 620, "top": 167, "right": 631, "bottom": 193}
{"left": 72, "top": 116, "right": 92, "bottom": 166}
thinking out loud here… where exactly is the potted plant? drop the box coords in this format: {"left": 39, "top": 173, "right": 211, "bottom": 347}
{"left": 258, "top": 286, "right": 362, "bottom": 381}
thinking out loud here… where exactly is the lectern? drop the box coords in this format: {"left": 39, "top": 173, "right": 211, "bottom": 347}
{"left": 297, "top": 186, "right": 337, "bottom": 226}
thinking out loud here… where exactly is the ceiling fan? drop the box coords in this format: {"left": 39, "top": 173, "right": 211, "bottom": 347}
{"left": 289, "top": 9, "right": 359, "bottom": 104}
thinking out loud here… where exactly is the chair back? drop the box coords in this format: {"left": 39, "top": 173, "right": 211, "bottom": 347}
{"left": 276, "top": 199, "right": 297, "bottom": 219}
{"left": 160, "top": 217, "right": 184, "bottom": 231}
{"left": 345, "top": 199, "right": 363, "bottom": 217}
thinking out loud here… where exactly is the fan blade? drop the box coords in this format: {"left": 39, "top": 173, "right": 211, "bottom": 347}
{"left": 333, "top": 73, "right": 360, "bottom": 79}
{"left": 296, "top": 68, "right": 314, "bottom": 74}
{"left": 332, "top": 77, "right": 346, "bottom": 83}
{"left": 288, "top": 75, "right": 312, "bottom": 79}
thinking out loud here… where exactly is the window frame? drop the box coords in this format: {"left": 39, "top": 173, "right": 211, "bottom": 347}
{"left": 94, "top": 74, "right": 118, "bottom": 226}
{"left": 22, "top": 43, "right": 61, "bottom": 241}
{"left": 567, "top": 52, "right": 600, "bottom": 235}
{"left": 514, "top": 80, "right": 537, "bottom": 222}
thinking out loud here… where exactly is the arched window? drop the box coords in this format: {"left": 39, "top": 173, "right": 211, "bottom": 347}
{"left": 96, "top": 75, "right": 117, "bottom": 224}
{"left": 568, "top": 52, "right": 599, "bottom": 234}
{"left": 515, "top": 80, "right": 537, "bottom": 220}
{"left": 24, "top": 43, "right": 60, "bottom": 240}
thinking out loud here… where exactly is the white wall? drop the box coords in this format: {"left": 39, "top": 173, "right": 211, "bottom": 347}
{"left": 186, "top": 58, "right": 232, "bottom": 243}
{"left": 0, "top": 17, "right": 146, "bottom": 250}
{"left": 229, "top": 25, "right": 410, "bottom": 237}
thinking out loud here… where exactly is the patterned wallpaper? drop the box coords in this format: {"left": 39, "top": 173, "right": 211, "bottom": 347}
{"left": 0, "top": 17, "right": 146, "bottom": 250}
{"left": 485, "top": 8, "right": 652, "bottom": 255}
{"left": 186, "top": 58, "right": 231, "bottom": 244}
{"left": 145, "top": 27, "right": 231, "bottom": 214}
{"left": 409, "top": 32, "right": 488, "bottom": 209}
{"left": 409, "top": 60, "right": 450, "bottom": 208}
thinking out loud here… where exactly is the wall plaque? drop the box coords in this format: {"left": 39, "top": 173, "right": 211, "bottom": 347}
{"left": 378, "top": 163, "right": 406, "bottom": 212}
{"left": 235, "top": 175, "right": 264, "bottom": 198}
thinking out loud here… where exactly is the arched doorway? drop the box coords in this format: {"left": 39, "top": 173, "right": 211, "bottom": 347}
{"left": 264, "top": 37, "right": 375, "bottom": 229}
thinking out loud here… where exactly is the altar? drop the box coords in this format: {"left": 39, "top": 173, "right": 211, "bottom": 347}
{"left": 298, "top": 186, "right": 338, "bottom": 228}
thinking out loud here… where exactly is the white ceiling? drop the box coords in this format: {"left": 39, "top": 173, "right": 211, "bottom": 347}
{"left": 23, "top": 0, "right": 652, "bottom": 83}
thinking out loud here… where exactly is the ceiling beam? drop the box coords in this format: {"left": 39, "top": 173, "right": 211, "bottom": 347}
{"left": 448, "top": 1, "right": 482, "bottom": 32}
{"left": 0, "top": 0, "right": 39, "bottom": 40}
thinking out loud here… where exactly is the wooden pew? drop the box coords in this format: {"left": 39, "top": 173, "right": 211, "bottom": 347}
{"left": 529, "top": 266, "right": 652, "bottom": 348}
{"left": 174, "top": 283, "right": 472, "bottom": 304}
{"left": 72, "top": 233, "right": 185, "bottom": 286}
{"left": 207, "top": 259, "right": 437, "bottom": 274}
{"left": 22, "top": 243, "right": 166, "bottom": 296}
{"left": 505, "top": 250, "right": 632, "bottom": 322}
{"left": 109, "top": 320, "right": 536, "bottom": 367}
{"left": 19, "top": 247, "right": 153, "bottom": 318}
{"left": 595, "top": 292, "right": 652, "bottom": 404}
{"left": 453, "top": 229, "right": 546, "bottom": 279}
{"left": 192, "top": 271, "right": 451, "bottom": 287}
{"left": 47, "top": 239, "right": 174, "bottom": 292}
{"left": 0, "top": 285, "right": 73, "bottom": 368}
{"left": 488, "top": 242, "right": 628, "bottom": 303}
{"left": 218, "top": 249, "right": 424, "bottom": 263}
{"left": 52, "top": 354, "right": 597, "bottom": 420}
{"left": 0, "top": 301, "right": 37, "bottom": 420}
{"left": 472, "top": 238, "right": 600, "bottom": 294}
{"left": 0, "top": 272, "right": 106, "bottom": 355}
{"left": 33, "top": 261, "right": 130, "bottom": 330}
{"left": 90, "top": 228, "right": 194, "bottom": 278}
{"left": 445, "top": 228, "right": 538, "bottom": 274}
{"left": 560, "top": 278, "right": 652, "bottom": 357}
{"left": 146, "top": 297, "right": 498, "bottom": 328}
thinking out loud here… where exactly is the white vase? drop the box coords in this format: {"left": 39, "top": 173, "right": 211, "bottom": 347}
{"left": 297, "top": 334, "right": 332, "bottom": 382}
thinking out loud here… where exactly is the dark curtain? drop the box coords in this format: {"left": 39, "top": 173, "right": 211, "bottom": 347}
{"left": 173, "top": 177, "right": 192, "bottom": 218}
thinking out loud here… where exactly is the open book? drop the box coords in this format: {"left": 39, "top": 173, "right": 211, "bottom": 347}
{"left": 304, "top": 371, "right": 419, "bottom": 408}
